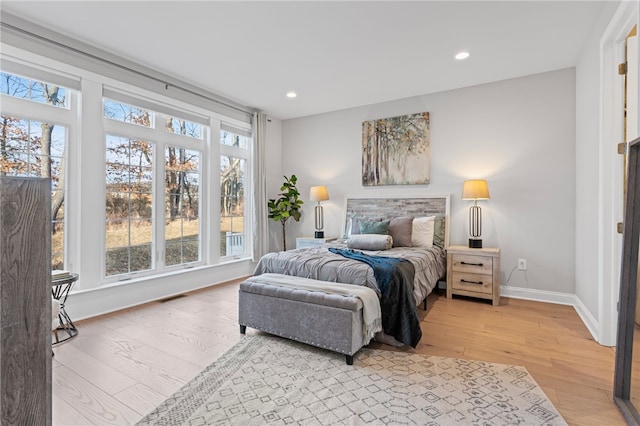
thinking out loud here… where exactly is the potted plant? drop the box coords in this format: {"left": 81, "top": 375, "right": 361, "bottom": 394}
{"left": 268, "top": 175, "right": 303, "bottom": 251}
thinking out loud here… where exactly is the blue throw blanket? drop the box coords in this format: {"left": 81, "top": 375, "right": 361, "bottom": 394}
{"left": 328, "top": 248, "right": 422, "bottom": 347}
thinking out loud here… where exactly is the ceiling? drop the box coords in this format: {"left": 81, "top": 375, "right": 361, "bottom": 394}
{"left": 1, "top": 1, "right": 609, "bottom": 120}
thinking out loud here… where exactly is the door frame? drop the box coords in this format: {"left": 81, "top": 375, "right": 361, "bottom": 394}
{"left": 599, "top": 1, "right": 639, "bottom": 346}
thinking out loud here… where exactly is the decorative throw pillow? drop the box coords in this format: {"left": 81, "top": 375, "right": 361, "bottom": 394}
{"left": 433, "top": 216, "right": 446, "bottom": 248}
{"left": 412, "top": 216, "right": 435, "bottom": 247}
{"left": 359, "top": 220, "right": 390, "bottom": 235}
{"left": 389, "top": 216, "right": 414, "bottom": 247}
{"left": 347, "top": 234, "right": 393, "bottom": 250}
{"left": 349, "top": 218, "right": 361, "bottom": 235}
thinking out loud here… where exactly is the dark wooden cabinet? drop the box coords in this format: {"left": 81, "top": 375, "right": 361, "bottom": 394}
{"left": 0, "top": 177, "right": 52, "bottom": 425}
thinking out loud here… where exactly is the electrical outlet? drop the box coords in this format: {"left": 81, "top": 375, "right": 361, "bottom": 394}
{"left": 518, "top": 259, "right": 527, "bottom": 271}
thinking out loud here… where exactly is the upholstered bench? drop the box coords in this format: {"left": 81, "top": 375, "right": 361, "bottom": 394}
{"left": 239, "top": 273, "right": 379, "bottom": 365}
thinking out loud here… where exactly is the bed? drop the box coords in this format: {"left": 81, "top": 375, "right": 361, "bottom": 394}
{"left": 253, "top": 196, "right": 450, "bottom": 347}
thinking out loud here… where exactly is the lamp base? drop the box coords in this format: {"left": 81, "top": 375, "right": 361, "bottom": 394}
{"left": 468, "top": 238, "right": 483, "bottom": 249}
{"left": 315, "top": 231, "right": 324, "bottom": 238}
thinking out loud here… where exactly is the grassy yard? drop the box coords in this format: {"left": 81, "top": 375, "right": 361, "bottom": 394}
{"left": 51, "top": 217, "right": 245, "bottom": 274}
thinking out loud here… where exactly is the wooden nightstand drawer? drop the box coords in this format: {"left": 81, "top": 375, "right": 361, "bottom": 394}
{"left": 451, "top": 272, "right": 493, "bottom": 294}
{"left": 451, "top": 254, "right": 493, "bottom": 275}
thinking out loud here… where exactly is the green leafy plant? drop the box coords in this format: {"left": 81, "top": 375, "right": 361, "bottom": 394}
{"left": 268, "top": 175, "right": 303, "bottom": 251}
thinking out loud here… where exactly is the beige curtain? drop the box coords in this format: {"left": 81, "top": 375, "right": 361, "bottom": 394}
{"left": 252, "top": 112, "right": 269, "bottom": 261}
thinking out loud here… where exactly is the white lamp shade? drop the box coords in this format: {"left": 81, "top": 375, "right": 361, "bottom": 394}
{"left": 461, "top": 180, "right": 490, "bottom": 200}
{"left": 310, "top": 185, "right": 329, "bottom": 202}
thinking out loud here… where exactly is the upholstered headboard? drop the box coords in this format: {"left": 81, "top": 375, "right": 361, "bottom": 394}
{"left": 342, "top": 196, "right": 450, "bottom": 247}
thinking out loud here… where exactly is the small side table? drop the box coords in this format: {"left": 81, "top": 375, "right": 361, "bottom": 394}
{"left": 296, "top": 237, "right": 337, "bottom": 249}
{"left": 52, "top": 273, "right": 79, "bottom": 345}
{"left": 446, "top": 246, "right": 501, "bottom": 306}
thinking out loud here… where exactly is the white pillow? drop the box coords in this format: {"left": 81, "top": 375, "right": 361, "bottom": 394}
{"left": 412, "top": 216, "right": 435, "bottom": 247}
{"left": 347, "top": 234, "right": 393, "bottom": 250}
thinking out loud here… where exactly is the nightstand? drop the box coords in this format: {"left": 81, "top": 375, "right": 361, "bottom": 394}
{"left": 296, "top": 237, "right": 337, "bottom": 249}
{"left": 446, "top": 245, "right": 501, "bottom": 306}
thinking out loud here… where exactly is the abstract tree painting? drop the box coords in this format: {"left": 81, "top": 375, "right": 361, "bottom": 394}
{"left": 362, "top": 112, "right": 430, "bottom": 186}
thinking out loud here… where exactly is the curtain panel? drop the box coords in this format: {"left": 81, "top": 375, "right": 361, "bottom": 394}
{"left": 252, "top": 112, "right": 269, "bottom": 261}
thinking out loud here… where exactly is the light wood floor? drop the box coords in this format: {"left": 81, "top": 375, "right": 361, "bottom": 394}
{"left": 52, "top": 279, "right": 625, "bottom": 425}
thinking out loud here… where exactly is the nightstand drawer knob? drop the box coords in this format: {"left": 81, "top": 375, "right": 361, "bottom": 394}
{"left": 460, "top": 279, "right": 483, "bottom": 285}
{"left": 461, "top": 261, "right": 484, "bottom": 267}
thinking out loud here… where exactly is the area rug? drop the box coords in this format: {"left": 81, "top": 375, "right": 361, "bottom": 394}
{"left": 137, "top": 335, "right": 567, "bottom": 425}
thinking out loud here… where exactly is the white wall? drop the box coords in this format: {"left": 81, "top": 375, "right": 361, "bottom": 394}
{"left": 574, "top": 15, "right": 602, "bottom": 339}
{"left": 281, "top": 69, "right": 577, "bottom": 297}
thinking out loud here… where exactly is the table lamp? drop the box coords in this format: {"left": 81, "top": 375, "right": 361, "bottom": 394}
{"left": 462, "top": 179, "right": 490, "bottom": 248}
{"left": 310, "top": 185, "right": 329, "bottom": 238}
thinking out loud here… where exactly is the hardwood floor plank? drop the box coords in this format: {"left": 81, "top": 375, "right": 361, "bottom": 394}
{"left": 414, "top": 331, "right": 467, "bottom": 357}
{"left": 67, "top": 326, "right": 203, "bottom": 397}
{"left": 113, "top": 383, "right": 168, "bottom": 417}
{"left": 53, "top": 365, "right": 140, "bottom": 425}
{"left": 113, "top": 322, "right": 224, "bottom": 368}
{"left": 80, "top": 311, "right": 140, "bottom": 332}
{"left": 554, "top": 390, "right": 623, "bottom": 426}
{"left": 548, "top": 358, "right": 620, "bottom": 392}
{"left": 462, "top": 345, "right": 555, "bottom": 368}
{"left": 526, "top": 363, "right": 615, "bottom": 399}
{"left": 53, "top": 394, "right": 93, "bottom": 426}
{"left": 51, "top": 343, "right": 137, "bottom": 395}
{"left": 443, "top": 323, "right": 529, "bottom": 345}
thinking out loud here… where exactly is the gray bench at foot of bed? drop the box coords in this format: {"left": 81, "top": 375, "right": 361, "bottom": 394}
{"left": 238, "top": 275, "right": 369, "bottom": 365}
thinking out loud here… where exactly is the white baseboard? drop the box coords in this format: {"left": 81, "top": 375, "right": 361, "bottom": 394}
{"left": 501, "top": 285, "right": 601, "bottom": 343}
{"left": 501, "top": 285, "right": 575, "bottom": 305}
{"left": 572, "top": 295, "right": 602, "bottom": 345}
{"left": 65, "top": 260, "right": 255, "bottom": 322}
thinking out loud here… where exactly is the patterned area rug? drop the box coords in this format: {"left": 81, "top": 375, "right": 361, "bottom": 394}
{"left": 137, "top": 335, "right": 567, "bottom": 425}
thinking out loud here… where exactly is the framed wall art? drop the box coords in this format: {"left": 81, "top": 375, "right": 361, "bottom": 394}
{"left": 362, "top": 111, "right": 430, "bottom": 186}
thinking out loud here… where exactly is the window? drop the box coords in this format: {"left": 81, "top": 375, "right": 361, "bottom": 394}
{"left": 0, "top": 70, "right": 72, "bottom": 270}
{"left": 104, "top": 98, "right": 151, "bottom": 127}
{"left": 220, "top": 126, "right": 248, "bottom": 148}
{"left": 0, "top": 71, "right": 69, "bottom": 108}
{"left": 103, "top": 96, "right": 205, "bottom": 279}
{"left": 105, "top": 135, "right": 154, "bottom": 276}
{"left": 220, "top": 126, "right": 250, "bottom": 257}
{"left": 166, "top": 118, "right": 202, "bottom": 139}
{"left": 165, "top": 146, "right": 200, "bottom": 266}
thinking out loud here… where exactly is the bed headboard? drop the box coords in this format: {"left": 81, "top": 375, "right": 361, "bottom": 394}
{"left": 342, "top": 195, "right": 450, "bottom": 247}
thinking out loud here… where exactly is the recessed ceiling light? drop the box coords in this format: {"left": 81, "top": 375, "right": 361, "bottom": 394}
{"left": 455, "top": 51, "right": 470, "bottom": 60}
{"left": 286, "top": 91, "right": 297, "bottom": 98}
